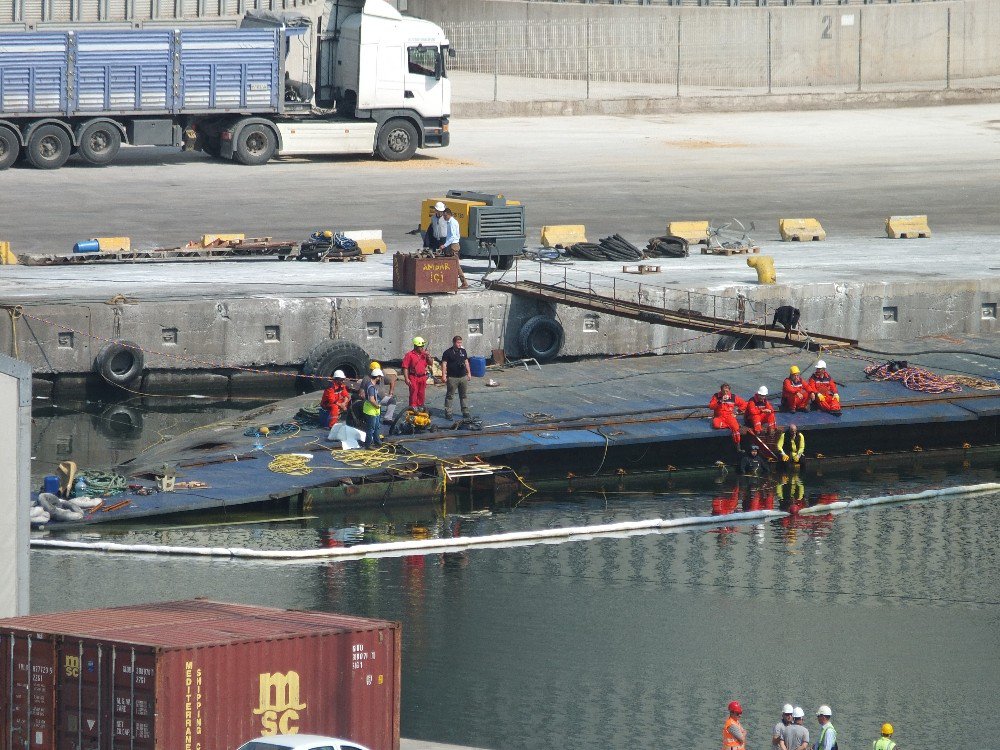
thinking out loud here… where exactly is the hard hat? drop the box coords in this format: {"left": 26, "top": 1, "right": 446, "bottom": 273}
{"left": 749, "top": 444, "right": 759, "bottom": 451}
{"left": 728, "top": 700, "right": 742, "bottom": 715}
{"left": 434, "top": 201, "right": 446, "bottom": 212}
{"left": 816, "top": 360, "right": 827, "bottom": 369}
{"left": 333, "top": 370, "right": 346, "bottom": 379}
{"left": 413, "top": 336, "right": 426, "bottom": 347}
{"left": 816, "top": 705, "right": 832, "bottom": 717}
{"left": 370, "top": 361, "right": 381, "bottom": 371}
{"left": 792, "top": 707, "right": 805, "bottom": 719}
{"left": 322, "top": 230, "right": 333, "bottom": 239}
{"left": 782, "top": 704, "right": 794, "bottom": 715}
{"left": 790, "top": 365, "right": 800, "bottom": 375}
{"left": 757, "top": 386, "right": 768, "bottom": 396}
{"left": 881, "top": 723, "right": 894, "bottom": 736}
{"left": 371, "top": 368, "right": 384, "bottom": 378}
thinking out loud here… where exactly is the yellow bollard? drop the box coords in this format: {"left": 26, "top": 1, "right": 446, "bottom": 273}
{"left": 0, "top": 241, "right": 16, "bottom": 265}
{"left": 747, "top": 255, "right": 776, "bottom": 284}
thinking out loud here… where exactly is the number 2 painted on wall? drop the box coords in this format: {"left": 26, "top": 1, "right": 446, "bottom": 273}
{"left": 821, "top": 15, "right": 832, "bottom": 40}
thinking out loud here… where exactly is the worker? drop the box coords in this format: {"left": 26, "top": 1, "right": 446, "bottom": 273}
{"left": 709, "top": 383, "right": 747, "bottom": 448}
{"left": 362, "top": 369, "right": 385, "bottom": 449}
{"left": 773, "top": 704, "right": 794, "bottom": 749}
{"left": 776, "top": 473, "right": 806, "bottom": 515}
{"left": 782, "top": 365, "right": 810, "bottom": 413}
{"left": 424, "top": 201, "right": 448, "bottom": 250}
{"left": 739, "top": 443, "right": 770, "bottom": 477}
{"left": 723, "top": 700, "right": 747, "bottom": 750}
{"left": 319, "top": 370, "right": 351, "bottom": 428}
{"left": 402, "top": 337, "right": 432, "bottom": 409}
{"left": 808, "top": 360, "right": 842, "bottom": 416}
{"left": 785, "top": 707, "right": 810, "bottom": 750}
{"left": 441, "top": 335, "right": 472, "bottom": 421}
{"left": 776, "top": 424, "right": 805, "bottom": 464}
{"left": 873, "top": 722, "right": 896, "bottom": 750}
{"left": 745, "top": 385, "right": 777, "bottom": 435}
{"left": 440, "top": 207, "right": 469, "bottom": 289}
{"left": 814, "top": 705, "right": 837, "bottom": 750}
{"left": 358, "top": 360, "right": 398, "bottom": 422}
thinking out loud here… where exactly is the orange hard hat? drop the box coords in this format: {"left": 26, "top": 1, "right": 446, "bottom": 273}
{"left": 728, "top": 700, "right": 743, "bottom": 714}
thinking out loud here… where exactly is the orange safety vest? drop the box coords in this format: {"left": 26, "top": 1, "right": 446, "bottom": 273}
{"left": 723, "top": 716, "right": 745, "bottom": 750}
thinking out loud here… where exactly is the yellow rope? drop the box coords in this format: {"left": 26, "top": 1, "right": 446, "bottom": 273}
{"left": 268, "top": 453, "right": 314, "bottom": 476}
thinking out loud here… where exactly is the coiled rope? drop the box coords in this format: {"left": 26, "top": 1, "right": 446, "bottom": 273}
{"left": 78, "top": 470, "right": 128, "bottom": 495}
{"left": 864, "top": 362, "right": 1000, "bottom": 394}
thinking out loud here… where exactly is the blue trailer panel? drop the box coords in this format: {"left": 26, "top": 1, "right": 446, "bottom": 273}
{"left": 74, "top": 30, "right": 173, "bottom": 113}
{"left": 0, "top": 33, "right": 67, "bottom": 113}
{"left": 179, "top": 28, "right": 279, "bottom": 112}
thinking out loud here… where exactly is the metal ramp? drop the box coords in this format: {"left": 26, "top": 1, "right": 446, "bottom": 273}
{"left": 487, "top": 277, "right": 857, "bottom": 351}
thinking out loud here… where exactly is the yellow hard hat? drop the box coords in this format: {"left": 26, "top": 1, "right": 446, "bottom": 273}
{"left": 881, "top": 723, "right": 893, "bottom": 737}
{"left": 369, "top": 361, "right": 381, "bottom": 371}
{"left": 413, "top": 336, "right": 426, "bottom": 347}
{"left": 790, "top": 365, "right": 800, "bottom": 375}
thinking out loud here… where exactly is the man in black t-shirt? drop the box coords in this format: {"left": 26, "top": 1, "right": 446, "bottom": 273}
{"left": 441, "top": 335, "right": 472, "bottom": 420}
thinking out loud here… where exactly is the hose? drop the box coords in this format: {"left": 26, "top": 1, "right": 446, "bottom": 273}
{"left": 78, "top": 470, "right": 128, "bottom": 495}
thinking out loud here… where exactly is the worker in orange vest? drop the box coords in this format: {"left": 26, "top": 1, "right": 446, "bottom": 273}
{"left": 319, "top": 370, "right": 351, "bottom": 428}
{"left": 782, "top": 365, "right": 810, "bottom": 413}
{"left": 744, "top": 386, "right": 777, "bottom": 435}
{"left": 723, "top": 700, "right": 748, "bottom": 750}
{"left": 808, "top": 360, "right": 841, "bottom": 416}
{"left": 710, "top": 383, "right": 747, "bottom": 448}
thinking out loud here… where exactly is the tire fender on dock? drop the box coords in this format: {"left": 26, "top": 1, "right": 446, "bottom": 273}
{"left": 94, "top": 340, "right": 144, "bottom": 386}
{"left": 518, "top": 315, "right": 565, "bottom": 362}
{"left": 302, "top": 339, "right": 370, "bottom": 383}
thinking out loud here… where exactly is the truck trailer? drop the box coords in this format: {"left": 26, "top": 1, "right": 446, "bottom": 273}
{"left": 0, "top": 0, "right": 450, "bottom": 169}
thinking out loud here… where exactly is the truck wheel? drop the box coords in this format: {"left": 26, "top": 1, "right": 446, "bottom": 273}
{"left": 376, "top": 119, "right": 418, "bottom": 161}
{"left": 79, "top": 122, "right": 121, "bottom": 166}
{"left": 27, "top": 124, "right": 71, "bottom": 169}
{"left": 234, "top": 124, "right": 276, "bottom": 166}
{"left": 0, "top": 126, "right": 19, "bottom": 170}
{"left": 494, "top": 254, "right": 515, "bottom": 270}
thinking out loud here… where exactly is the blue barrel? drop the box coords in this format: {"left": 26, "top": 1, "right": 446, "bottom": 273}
{"left": 73, "top": 240, "right": 100, "bottom": 253}
{"left": 469, "top": 356, "right": 487, "bottom": 377}
{"left": 42, "top": 475, "right": 60, "bottom": 494}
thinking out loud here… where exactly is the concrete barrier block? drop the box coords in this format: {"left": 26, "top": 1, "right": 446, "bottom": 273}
{"left": 541, "top": 225, "right": 587, "bottom": 247}
{"left": 342, "top": 230, "right": 387, "bottom": 255}
{"left": 667, "top": 221, "right": 710, "bottom": 244}
{"left": 886, "top": 215, "right": 931, "bottom": 239}
{"left": 94, "top": 236, "right": 131, "bottom": 253}
{"left": 779, "top": 218, "right": 826, "bottom": 242}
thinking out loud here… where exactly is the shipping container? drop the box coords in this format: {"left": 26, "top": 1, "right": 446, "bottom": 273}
{"left": 0, "top": 600, "right": 400, "bottom": 750}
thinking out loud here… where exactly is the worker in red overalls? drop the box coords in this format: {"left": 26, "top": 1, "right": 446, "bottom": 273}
{"left": 745, "top": 385, "right": 777, "bottom": 435}
{"left": 782, "top": 365, "right": 810, "bottom": 412}
{"left": 402, "top": 336, "right": 432, "bottom": 409}
{"left": 319, "top": 370, "right": 351, "bottom": 428}
{"left": 709, "top": 383, "right": 747, "bottom": 448}
{"left": 808, "top": 359, "right": 842, "bottom": 415}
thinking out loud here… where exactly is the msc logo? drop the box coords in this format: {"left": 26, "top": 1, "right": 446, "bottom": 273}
{"left": 64, "top": 656, "right": 80, "bottom": 678}
{"left": 253, "top": 672, "right": 307, "bottom": 736}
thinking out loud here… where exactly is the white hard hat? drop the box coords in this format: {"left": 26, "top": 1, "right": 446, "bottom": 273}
{"left": 782, "top": 704, "right": 794, "bottom": 715}
{"left": 333, "top": 370, "right": 346, "bottom": 379}
{"left": 816, "top": 705, "right": 832, "bottom": 717}
{"left": 371, "top": 368, "right": 384, "bottom": 377}
{"left": 757, "top": 386, "right": 768, "bottom": 396}
{"left": 434, "top": 201, "right": 446, "bottom": 211}
{"left": 792, "top": 707, "right": 805, "bottom": 719}
{"left": 816, "top": 360, "right": 827, "bottom": 369}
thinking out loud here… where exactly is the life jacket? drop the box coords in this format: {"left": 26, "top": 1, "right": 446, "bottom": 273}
{"left": 777, "top": 431, "right": 805, "bottom": 456}
{"left": 722, "top": 716, "right": 745, "bottom": 749}
{"left": 809, "top": 372, "right": 837, "bottom": 395}
{"left": 747, "top": 395, "right": 773, "bottom": 416}
{"left": 711, "top": 391, "right": 744, "bottom": 416}
{"left": 816, "top": 722, "right": 838, "bottom": 750}
{"left": 321, "top": 383, "right": 349, "bottom": 410}
{"left": 874, "top": 737, "right": 896, "bottom": 750}
{"left": 362, "top": 383, "right": 381, "bottom": 416}
{"left": 783, "top": 376, "right": 806, "bottom": 395}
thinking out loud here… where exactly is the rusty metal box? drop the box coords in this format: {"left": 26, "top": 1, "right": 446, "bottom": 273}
{"left": 392, "top": 253, "right": 458, "bottom": 294}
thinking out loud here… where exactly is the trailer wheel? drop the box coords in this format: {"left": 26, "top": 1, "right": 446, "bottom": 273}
{"left": 26, "top": 124, "right": 71, "bottom": 169}
{"left": 234, "top": 124, "right": 277, "bottom": 166}
{"left": 376, "top": 119, "right": 418, "bottom": 161}
{"left": 78, "top": 122, "right": 121, "bottom": 166}
{"left": 0, "top": 126, "right": 19, "bottom": 170}
{"left": 494, "top": 254, "right": 515, "bottom": 270}
{"left": 518, "top": 315, "right": 564, "bottom": 363}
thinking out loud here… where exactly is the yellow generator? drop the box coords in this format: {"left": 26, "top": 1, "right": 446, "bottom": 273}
{"left": 421, "top": 190, "right": 525, "bottom": 269}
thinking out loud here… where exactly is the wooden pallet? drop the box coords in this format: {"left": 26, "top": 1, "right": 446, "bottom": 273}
{"left": 622, "top": 264, "right": 661, "bottom": 274}
{"left": 701, "top": 245, "right": 761, "bottom": 256}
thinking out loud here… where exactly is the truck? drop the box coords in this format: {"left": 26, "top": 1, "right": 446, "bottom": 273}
{"left": 0, "top": 0, "right": 451, "bottom": 169}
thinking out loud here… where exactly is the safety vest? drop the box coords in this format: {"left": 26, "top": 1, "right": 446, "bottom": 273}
{"left": 873, "top": 737, "right": 896, "bottom": 750}
{"left": 816, "top": 722, "right": 838, "bottom": 750}
{"left": 777, "top": 431, "right": 805, "bottom": 456}
{"left": 722, "top": 717, "right": 744, "bottom": 749}
{"left": 362, "top": 384, "right": 381, "bottom": 416}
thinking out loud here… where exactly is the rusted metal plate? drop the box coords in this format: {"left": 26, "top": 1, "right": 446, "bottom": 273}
{"left": 392, "top": 253, "right": 458, "bottom": 294}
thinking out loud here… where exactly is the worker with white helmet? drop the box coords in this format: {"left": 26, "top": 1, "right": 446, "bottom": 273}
{"left": 424, "top": 201, "right": 448, "bottom": 250}
{"left": 319, "top": 369, "right": 351, "bottom": 428}
{"left": 745, "top": 385, "right": 777, "bottom": 435}
{"left": 784, "top": 707, "right": 810, "bottom": 750}
{"left": 772, "top": 703, "right": 794, "bottom": 748}
{"left": 362, "top": 368, "right": 385, "bottom": 449}
{"left": 814, "top": 705, "right": 837, "bottom": 750}
{"left": 873, "top": 722, "right": 896, "bottom": 750}
{"left": 807, "top": 361, "right": 842, "bottom": 416}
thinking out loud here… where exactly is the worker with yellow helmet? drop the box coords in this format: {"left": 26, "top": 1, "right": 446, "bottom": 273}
{"left": 782, "top": 364, "right": 809, "bottom": 412}
{"left": 402, "top": 336, "right": 432, "bottom": 409}
{"left": 873, "top": 723, "right": 896, "bottom": 750}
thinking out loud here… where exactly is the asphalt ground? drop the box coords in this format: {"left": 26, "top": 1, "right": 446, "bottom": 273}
{"left": 2, "top": 103, "right": 999, "bottom": 254}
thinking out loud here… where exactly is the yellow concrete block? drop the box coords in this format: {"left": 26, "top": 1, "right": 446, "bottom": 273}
{"left": 0, "top": 241, "right": 16, "bottom": 265}
{"left": 778, "top": 218, "right": 826, "bottom": 242}
{"left": 885, "top": 215, "right": 930, "bottom": 239}
{"left": 747, "top": 255, "right": 776, "bottom": 284}
{"left": 93, "top": 236, "right": 131, "bottom": 253}
{"left": 667, "top": 220, "right": 710, "bottom": 244}
{"left": 540, "top": 225, "right": 587, "bottom": 247}
{"left": 201, "top": 233, "right": 246, "bottom": 247}
{"left": 342, "top": 230, "right": 387, "bottom": 255}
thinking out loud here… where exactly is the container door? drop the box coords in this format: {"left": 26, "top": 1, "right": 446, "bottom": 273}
{"left": 110, "top": 648, "right": 155, "bottom": 750}
{"left": 57, "top": 641, "right": 108, "bottom": 750}
{"left": 0, "top": 632, "right": 58, "bottom": 750}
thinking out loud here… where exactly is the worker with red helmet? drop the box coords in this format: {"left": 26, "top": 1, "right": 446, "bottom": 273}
{"left": 782, "top": 365, "right": 810, "bottom": 412}
{"left": 723, "top": 700, "right": 747, "bottom": 750}
{"left": 808, "top": 360, "right": 841, "bottom": 415}
{"left": 745, "top": 386, "right": 777, "bottom": 435}
{"left": 709, "top": 383, "right": 747, "bottom": 448}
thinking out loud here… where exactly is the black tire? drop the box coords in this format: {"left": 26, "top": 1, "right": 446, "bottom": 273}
{"left": 78, "top": 122, "right": 121, "bottom": 166}
{"left": 346, "top": 398, "right": 366, "bottom": 429}
{"left": 715, "top": 335, "right": 763, "bottom": 352}
{"left": 518, "top": 315, "right": 565, "bottom": 362}
{"left": 302, "top": 339, "right": 370, "bottom": 385}
{"left": 376, "top": 119, "right": 418, "bottom": 161}
{"left": 26, "top": 124, "right": 71, "bottom": 169}
{"left": 234, "top": 123, "right": 277, "bottom": 166}
{"left": 494, "top": 254, "right": 516, "bottom": 270}
{"left": 93, "top": 403, "right": 144, "bottom": 440}
{"left": 94, "top": 340, "right": 144, "bottom": 386}
{"left": 0, "top": 125, "right": 19, "bottom": 170}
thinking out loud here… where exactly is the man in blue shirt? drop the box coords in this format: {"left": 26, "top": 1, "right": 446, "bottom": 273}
{"left": 815, "top": 705, "right": 837, "bottom": 750}
{"left": 441, "top": 207, "right": 468, "bottom": 289}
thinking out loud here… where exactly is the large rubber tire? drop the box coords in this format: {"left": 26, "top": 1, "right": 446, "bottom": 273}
{"left": 716, "top": 335, "right": 763, "bottom": 352}
{"left": 94, "top": 340, "right": 144, "bottom": 386}
{"left": 26, "top": 124, "right": 71, "bottom": 170}
{"left": 234, "top": 123, "right": 277, "bottom": 166}
{"left": 302, "top": 340, "right": 370, "bottom": 384}
{"left": 376, "top": 119, "right": 418, "bottom": 161}
{"left": 0, "top": 125, "right": 19, "bottom": 170}
{"left": 78, "top": 122, "right": 121, "bottom": 166}
{"left": 93, "top": 403, "right": 144, "bottom": 440}
{"left": 518, "top": 315, "right": 565, "bottom": 362}
{"left": 494, "top": 254, "right": 516, "bottom": 270}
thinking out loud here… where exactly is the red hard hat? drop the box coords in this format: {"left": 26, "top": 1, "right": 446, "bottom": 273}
{"left": 728, "top": 700, "right": 743, "bottom": 714}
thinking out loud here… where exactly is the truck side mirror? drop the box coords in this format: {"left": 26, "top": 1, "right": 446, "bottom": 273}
{"left": 448, "top": 47, "right": 456, "bottom": 58}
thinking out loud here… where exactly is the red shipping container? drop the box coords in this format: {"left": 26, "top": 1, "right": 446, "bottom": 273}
{"left": 0, "top": 600, "right": 400, "bottom": 750}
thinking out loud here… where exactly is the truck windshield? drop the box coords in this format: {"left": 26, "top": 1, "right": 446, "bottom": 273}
{"left": 408, "top": 45, "right": 443, "bottom": 78}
